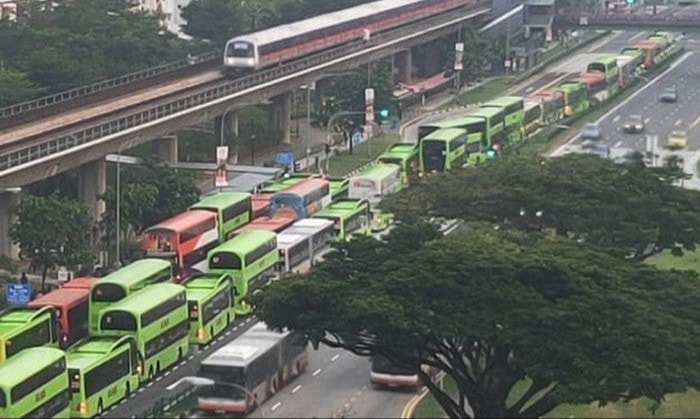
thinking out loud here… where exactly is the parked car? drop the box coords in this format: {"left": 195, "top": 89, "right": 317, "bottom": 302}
{"left": 667, "top": 131, "right": 688, "bottom": 149}
{"left": 659, "top": 86, "right": 678, "bottom": 103}
{"left": 580, "top": 123, "right": 602, "bottom": 141}
{"left": 622, "top": 115, "right": 645, "bottom": 133}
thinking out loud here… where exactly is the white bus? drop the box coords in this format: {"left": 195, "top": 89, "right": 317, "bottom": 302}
{"left": 276, "top": 233, "right": 313, "bottom": 275}
{"left": 348, "top": 164, "right": 402, "bottom": 204}
{"left": 282, "top": 218, "right": 335, "bottom": 258}
{"left": 197, "top": 322, "right": 308, "bottom": 415}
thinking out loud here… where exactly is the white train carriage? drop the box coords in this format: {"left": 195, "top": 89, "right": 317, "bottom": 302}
{"left": 223, "top": 0, "right": 475, "bottom": 72}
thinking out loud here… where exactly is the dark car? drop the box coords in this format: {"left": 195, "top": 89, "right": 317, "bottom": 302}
{"left": 622, "top": 115, "right": 645, "bottom": 134}
{"left": 580, "top": 123, "right": 602, "bottom": 141}
{"left": 659, "top": 86, "right": 678, "bottom": 103}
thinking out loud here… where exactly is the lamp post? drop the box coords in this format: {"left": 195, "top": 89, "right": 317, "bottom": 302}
{"left": 115, "top": 145, "right": 123, "bottom": 267}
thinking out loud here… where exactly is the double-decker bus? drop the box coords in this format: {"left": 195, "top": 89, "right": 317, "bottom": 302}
{"left": 61, "top": 277, "right": 98, "bottom": 290}
{"left": 557, "top": 81, "right": 589, "bottom": 117}
{"left": 282, "top": 218, "right": 335, "bottom": 259}
{"left": 275, "top": 233, "right": 313, "bottom": 275}
{"left": 0, "top": 346, "right": 70, "bottom": 418}
{"left": 467, "top": 107, "right": 506, "bottom": 149}
{"left": 97, "top": 283, "right": 189, "bottom": 382}
{"left": 312, "top": 198, "right": 372, "bottom": 242}
{"left": 522, "top": 100, "right": 542, "bottom": 135}
{"left": 327, "top": 177, "right": 350, "bottom": 200}
{"left": 528, "top": 90, "right": 565, "bottom": 126}
{"left": 208, "top": 230, "right": 278, "bottom": 315}
{"left": 370, "top": 354, "right": 422, "bottom": 389}
{"left": 143, "top": 210, "right": 220, "bottom": 281}
{"left": 190, "top": 192, "right": 253, "bottom": 241}
{"left": 349, "top": 164, "right": 401, "bottom": 203}
{"left": 233, "top": 216, "right": 296, "bottom": 236}
{"left": 252, "top": 194, "right": 274, "bottom": 220}
{"left": 67, "top": 336, "right": 140, "bottom": 418}
{"left": 418, "top": 117, "right": 487, "bottom": 166}
{"left": 419, "top": 128, "right": 467, "bottom": 174}
{"left": 269, "top": 178, "right": 331, "bottom": 219}
{"left": 185, "top": 274, "right": 235, "bottom": 345}
{"left": 376, "top": 142, "right": 419, "bottom": 187}
{"left": 28, "top": 288, "right": 89, "bottom": 349}
{"left": 197, "top": 322, "right": 308, "bottom": 415}
{"left": 480, "top": 96, "right": 525, "bottom": 143}
{"left": 0, "top": 306, "right": 58, "bottom": 362}
{"left": 577, "top": 72, "right": 609, "bottom": 105}
{"left": 89, "top": 258, "right": 173, "bottom": 333}
{"left": 586, "top": 55, "right": 620, "bottom": 95}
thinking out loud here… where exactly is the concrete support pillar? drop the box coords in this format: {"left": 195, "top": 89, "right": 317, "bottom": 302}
{"left": 78, "top": 159, "right": 107, "bottom": 222}
{"left": 395, "top": 49, "right": 412, "bottom": 84}
{"left": 0, "top": 191, "right": 20, "bottom": 259}
{"left": 271, "top": 92, "right": 292, "bottom": 145}
{"left": 154, "top": 135, "right": 178, "bottom": 164}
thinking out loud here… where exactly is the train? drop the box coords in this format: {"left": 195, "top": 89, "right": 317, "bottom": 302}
{"left": 222, "top": 0, "right": 476, "bottom": 73}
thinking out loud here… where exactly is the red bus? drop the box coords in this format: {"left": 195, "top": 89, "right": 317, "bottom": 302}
{"left": 143, "top": 210, "right": 220, "bottom": 282}
{"left": 27, "top": 288, "right": 89, "bottom": 349}
{"left": 60, "top": 276, "right": 98, "bottom": 290}
{"left": 252, "top": 193, "right": 273, "bottom": 220}
{"left": 577, "top": 72, "right": 608, "bottom": 103}
{"left": 269, "top": 179, "right": 331, "bottom": 219}
{"left": 233, "top": 216, "right": 296, "bottom": 236}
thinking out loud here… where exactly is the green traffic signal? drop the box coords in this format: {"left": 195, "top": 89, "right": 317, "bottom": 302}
{"left": 379, "top": 108, "right": 390, "bottom": 119}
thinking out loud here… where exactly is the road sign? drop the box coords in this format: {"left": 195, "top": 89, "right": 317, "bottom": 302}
{"left": 57, "top": 267, "right": 69, "bottom": 284}
{"left": 454, "top": 42, "right": 464, "bottom": 71}
{"left": 365, "top": 88, "right": 375, "bottom": 123}
{"left": 351, "top": 130, "right": 364, "bottom": 146}
{"left": 7, "top": 283, "right": 31, "bottom": 307}
{"left": 215, "top": 146, "right": 229, "bottom": 187}
{"left": 276, "top": 152, "right": 295, "bottom": 172}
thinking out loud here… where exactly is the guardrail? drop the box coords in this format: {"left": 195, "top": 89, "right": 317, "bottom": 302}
{"left": 128, "top": 380, "right": 197, "bottom": 419}
{"left": 0, "top": 5, "right": 490, "bottom": 175}
{"left": 0, "top": 50, "right": 220, "bottom": 128}
{"left": 553, "top": 13, "right": 700, "bottom": 29}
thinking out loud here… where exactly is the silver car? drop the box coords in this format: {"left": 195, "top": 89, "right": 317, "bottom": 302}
{"left": 580, "top": 123, "right": 602, "bottom": 141}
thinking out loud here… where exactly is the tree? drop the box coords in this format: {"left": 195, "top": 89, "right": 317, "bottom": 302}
{"left": 179, "top": 0, "right": 243, "bottom": 46}
{"left": 100, "top": 158, "right": 200, "bottom": 258}
{"left": 381, "top": 154, "right": 700, "bottom": 260}
{"left": 448, "top": 27, "right": 490, "bottom": 83}
{"left": 0, "top": 66, "right": 44, "bottom": 107}
{"left": 10, "top": 193, "right": 94, "bottom": 286}
{"left": 254, "top": 223, "right": 700, "bottom": 418}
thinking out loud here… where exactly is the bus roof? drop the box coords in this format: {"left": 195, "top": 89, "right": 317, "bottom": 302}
{"left": 0, "top": 347, "right": 64, "bottom": 384}
{"left": 100, "top": 283, "right": 185, "bottom": 315}
{"left": 95, "top": 258, "right": 172, "bottom": 287}
{"left": 190, "top": 192, "right": 251, "bottom": 211}
{"left": 0, "top": 307, "right": 52, "bottom": 338}
{"left": 259, "top": 178, "right": 304, "bottom": 193}
{"left": 236, "top": 216, "right": 295, "bottom": 233}
{"left": 66, "top": 336, "right": 134, "bottom": 370}
{"left": 273, "top": 178, "right": 329, "bottom": 197}
{"left": 145, "top": 210, "right": 216, "bottom": 233}
{"left": 211, "top": 230, "right": 277, "bottom": 255}
{"left": 276, "top": 233, "right": 309, "bottom": 247}
{"left": 557, "top": 81, "right": 586, "bottom": 91}
{"left": 353, "top": 164, "right": 400, "bottom": 181}
{"left": 590, "top": 54, "right": 617, "bottom": 65}
{"left": 377, "top": 143, "right": 417, "bottom": 160}
{"left": 318, "top": 198, "right": 368, "bottom": 212}
{"left": 27, "top": 288, "right": 89, "bottom": 308}
{"left": 201, "top": 322, "right": 288, "bottom": 368}
{"left": 481, "top": 96, "right": 524, "bottom": 107}
{"left": 469, "top": 106, "right": 504, "bottom": 119}
{"left": 285, "top": 218, "right": 334, "bottom": 235}
{"left": 184, "top": 273, "right": 231, "bottom": 290}
{"left": 421, "top": 127, "right": 467, "bottom": 140}
{"left": 61, "top": 277, "right": 98, "bottom": 290}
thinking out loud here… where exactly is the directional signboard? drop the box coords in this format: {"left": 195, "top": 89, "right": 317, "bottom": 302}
{"left": 365, "top": 88, "right": 375, "bottom": 123}
{"left": 7, "top": 283, "right": 31, "bottom": 307}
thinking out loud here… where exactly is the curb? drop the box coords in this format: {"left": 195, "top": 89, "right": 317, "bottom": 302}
{"left": 401, "top": 388, "right": 431, "bottom": 419}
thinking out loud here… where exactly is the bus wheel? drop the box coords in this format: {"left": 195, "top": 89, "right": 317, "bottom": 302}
{"left": 97, "top": 400, "right": 104, "bottom": 415}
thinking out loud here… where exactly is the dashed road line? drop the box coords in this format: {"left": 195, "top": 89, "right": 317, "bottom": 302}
{"left": 271, "top": 402, "right": 282, "bottom": 411}
{"left": 312, "top": 368, "right": 322, "bottom": 376}
{"left": 331, "top": 354, "right": 340, "bottom": 362}
{"left": 292, "top": 384, "right": 302, "bottom": 394}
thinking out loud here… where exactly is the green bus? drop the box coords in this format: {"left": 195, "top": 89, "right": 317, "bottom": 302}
{"left": 0, "top": 346, "right": 70, "bottom": 418}
{"left": 208, "top": 230, "right": 278, "bottom": 316}
{"left": 258, "top": 174, "right": 318, "bottom": 194}
{"left": 418, "top": 117, "right": 487, "bottom": 165}
{"left": 67, "top": 336, "right": 140, "bottom": 418}
{"left": 327, "top": 177, "right": 350, "bottom": 200}
{"left": 376, "top": 143, "right": 419, "bottom": 187}
{"left": 467, "top": 107, "right": 506, "bottom": 147}
{"left": 479, "top": 96, "right": 525, "bottom": 143}
{"left": 97, "top": 283, "right": 189, "bottom": 383}
{"left": 190, "top": 192, "right": 253, "bottom": 241}
{"left": 89, "top": 258, "right": 173, "bottom": 333}
{"left": 419, "top": 127, "right": 467, "bottom": 174}
{"left": 0, "top": 306, "right": 58, "bottom": 363}
{"left": 312, "top": 198, "right": 372, "bottom": 241}
{"left": 586, "top": 55, "right": 620, "bottom": 95}
{"left": 557, "top": 81, "right": 589, "bottom": 117}
{"left": 185, "top": 273, "right": 236, "bottom": 345}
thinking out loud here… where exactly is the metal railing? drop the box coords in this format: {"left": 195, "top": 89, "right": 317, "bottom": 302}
{"left": 0, "top": 5, "right": 490, "bottom": 174}
{"left": 554, "top": 12, "right": 700, "bottom": 28}
{"left": 0, "top": 50, "right": 220, "bottom": 122}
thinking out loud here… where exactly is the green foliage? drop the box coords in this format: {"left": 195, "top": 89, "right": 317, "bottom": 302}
{"left": 382, "top": 154, "right": 700, "bottom": 260}
{"left": 447, "top": 27, "right": 490, "bottom": 83}
{"left": 10, "top": 193, "right": 94, "bottom": 285}
{"left": 254, "top": 223, "right": 700, "bottom": 418}
{"left": 0, "top": 66, "right": 44, "bottom": 107}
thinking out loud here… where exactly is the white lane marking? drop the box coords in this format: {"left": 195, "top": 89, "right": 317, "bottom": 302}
{"left": 675, "top": 119, "right": 683, "bottom": 126}
{"left": 614, "top": 141, "right": 622, "bottom": 148}
{"left": 147, "top": 382, "right": 153, "bottom": 387}
{"left": 164, "top": 371, "right": 171, "bottom": 377}
{"left": 312, "top": 368, "right": 322, "bottom": 376}
{"left": 271, "top": 402, "right": 282, "bottom": 411}
{"left": 613, "top": 115, "right": 620, "bottom": 123}
{"left": 292, "top": 384, "right": 302, "bottom": 394}
{"left": 630, "top": 31, "right": 646, "bottom": 41}
{"left": 691, "top": 115, "right": 700, "bottom": 129}
{"left": 188, "top": 355, "right": 194, "bottom": 360}
{"left": 331, "top": 354, "right": 340, "bottom": 362}
{"left": 525, "top": 86, "right": 534, "bottom": 93}
{"left": 644, "top": 117, "right": 651, "bottom": 124}
{"left": 173, "top": 366, "right": 179, "bottom": 371}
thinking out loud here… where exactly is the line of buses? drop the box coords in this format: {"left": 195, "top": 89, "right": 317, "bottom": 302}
{"left": 0, "top": 30, "right": 678, "bottom": 419}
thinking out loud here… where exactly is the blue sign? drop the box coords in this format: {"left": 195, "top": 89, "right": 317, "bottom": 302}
{"left": 276, "top": 152, "right": 295, "bottom": 168}
{"left": 351, "top": 131, "right": 364, "bottom": 146}
{"left": 7, "top": 283, "right": 32, "bottom": 307}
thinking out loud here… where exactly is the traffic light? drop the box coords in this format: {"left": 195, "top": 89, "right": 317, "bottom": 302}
{"left": 379, "top": 107, "right": 390, "bottom": 120}
{"left": 486, "top": 144, "right": 501, "bottom": 160}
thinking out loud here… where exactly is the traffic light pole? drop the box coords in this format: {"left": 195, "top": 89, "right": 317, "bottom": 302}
{"left": 325, "top": 111, "right": 365, "bottom": 171}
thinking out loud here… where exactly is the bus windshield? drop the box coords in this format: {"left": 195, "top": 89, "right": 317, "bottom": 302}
{"left": 200, "top": 365, "right": 245, "bottom": 386}
{"left": 421, "top": 140, "right": 446, "bottom": 172}
{"left": 371, "top": 355, "right": 416, "bottom": 375}
{"left": 100, "top": 312, "right": 137, "bottom": 331}
{"left": 209, "top": 253, "right": 242, "bottom": 270}
{"left": 91, "top": 284, "right": 126, "bottom": 303}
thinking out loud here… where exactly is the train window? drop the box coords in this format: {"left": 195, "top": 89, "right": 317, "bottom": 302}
{"left": 227, "top": 42, "right": 254, "bottom": 58}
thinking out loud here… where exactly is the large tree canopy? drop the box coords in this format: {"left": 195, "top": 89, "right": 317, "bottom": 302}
{"left": 382, "top": 154, "right": 700, "bottom": 260}
{"left": 254, "top": 223, "right": 700, "bottom": 418}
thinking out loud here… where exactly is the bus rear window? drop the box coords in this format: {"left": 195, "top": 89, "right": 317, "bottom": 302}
{"left": 91, "top": 284, "right": 126, "bottom": 303}
{"left": 68, "top": 368, "right": 81, "bottom": 393}
{"left": 371, "top": 355, "right": 417, "bottom": 375}
{"left": 209, "top": 253, "right": 242, "bottom": 270}
{"left": 100, "top": 311, "right": 137, "bottom": 331}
